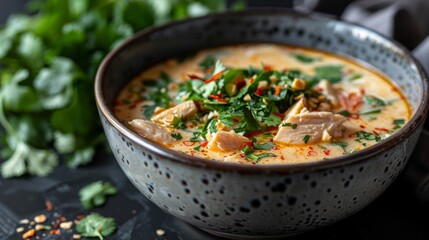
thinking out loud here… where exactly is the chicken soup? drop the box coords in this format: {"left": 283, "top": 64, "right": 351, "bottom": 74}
{"left": 114, "top": 44, "right": 411, "bottom": 164}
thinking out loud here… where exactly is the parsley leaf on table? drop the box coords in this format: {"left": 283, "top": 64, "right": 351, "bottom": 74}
{"left": 76, "top": 213, "right": 116, "bottom": 240}
{"left": 79, "top": 181, "right": 118, "bottom": 209}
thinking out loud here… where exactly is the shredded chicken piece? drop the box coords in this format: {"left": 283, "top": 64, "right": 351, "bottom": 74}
{"left": 129, "top": 119, "right": 175, "bottom": 144}
{"left": 207, "top": 130, "right": 250, "bottom": 151}
{"left": 151, "top": 100, "right": 198, "bottom": 125}
{"left": 274, "top": 112, "right": 345, "bottom": 145}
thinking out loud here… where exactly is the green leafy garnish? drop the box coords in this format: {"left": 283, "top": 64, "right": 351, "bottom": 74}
{"left": 355, "top": 131, "right": 381, "bottom": 143}
{"left": 338, "top": 110, "right": 351, "bottom": 117}
{"left": 360, "top": 109, "right": 382, "bottom": 115}
{"left": 292, "top": 53, "right": 319, "bottom": 63}
{"left": 240, "top": 145, "right": 275, "bottom": 163}
{"left": 364, "top": 95, "right": 386, "bottom": 107}
{"left": 317, "top": 145, "right": 327, "bottom": 150}
{"left": 171, "top": 133, "right": 183, "bottom": 140}
{"left": 303, "top": 135, "right": 311, "bottom": 144}
{"left": 193, "top": 145, "right": 202, "bottom": 151}
{"left": 171, "top": 117, "right": 186, "bottom": 129}
{"left": 331, "top": 141, "right": 348, "bottom": 152}
{"left": 253, "top": 141, "right": 275, "bottom": 150}
{"left": 79, "top": 181, "right": 117, "bottom": 209}
{"left": 346, "top": 73, "right": 362, "bottom": 81}
{"left": 314, "top": 65, "right": 343, "bottom": 83}
{"left": 393, "top": 119, "right": 405, "bottom": 130}
{"left": 76, "top": 213, "right": 116, "bottom": 240}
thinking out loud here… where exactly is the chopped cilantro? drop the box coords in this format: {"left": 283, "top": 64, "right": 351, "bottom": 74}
{"left": 281, "top": 122, "right": 298, "bottom": 129}
{"left": 193, "top": 145, "right": 202, "bottom": 151}
{"left": 365, "top": 95, "right": 386, "bottom": 107}
{"left": 314, "top": 65, "right": 343, "bottom": 84}
{"left": 346, "top": 73, "right": 362, "bottom": 81}
{"left": 262, "top": 132, "right": 273, "bottom": 137}
{"left": 317, "top": 145, "right": 327, "bottom": 150}
{"left": 171, "top": 133, "right": 183, "bottom": 140}
{"left": 292, "top": 53, "right": 319, "bottom": 63}
{"left": 171, "top": 117, "right": 186, "bottom": 129}
{"left": 76, "top": 213, "right": 116, "bottom": 240}
{"left": 79, "top": 181, "right": 117, "bottom": 209}
{"left": 240, "top": 145, "right": 254, "bottom": 155}
{"left": 253, "top": 141, "right": 275, "bottom": 150}
{"left": 331, "top": 141, "right": 348, "bottom": 152}
{"left": 393, "top": 119, "right": 405, "bottom": 129}
{"left": 360, "top": 109, "right": 382, "bottom": 115}
{"left": 338, "top": 110, "right": 351, "bottom": 117}
{"left": 303, "top": 135, "right": 311, "bottom": 144}
{"left": 246, "top": 153, "right": 276, "bottom": 163}
{"left": 355, "top": 131, "right": 381, "bottom": 143}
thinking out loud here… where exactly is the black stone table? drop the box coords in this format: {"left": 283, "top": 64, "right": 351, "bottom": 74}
{"left": 1, "top": 149, "right": 429, "bottom": 240}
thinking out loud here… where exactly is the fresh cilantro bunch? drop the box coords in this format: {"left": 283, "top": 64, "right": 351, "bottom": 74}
{"left": 0, "top": 0, "right": 232, "bottom": 178}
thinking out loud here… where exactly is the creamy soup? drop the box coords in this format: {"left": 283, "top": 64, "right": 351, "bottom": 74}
{"left": 114, "top": 44, "right": 410, "bottom": 164}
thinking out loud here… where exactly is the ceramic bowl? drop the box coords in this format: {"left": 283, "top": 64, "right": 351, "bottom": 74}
{"left": 95, "top": 9, "right": 429, "bottom": 239}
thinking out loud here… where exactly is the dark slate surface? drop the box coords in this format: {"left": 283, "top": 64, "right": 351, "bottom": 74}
{"left": 2, "top": 1, "right": 429, "bottom": 240}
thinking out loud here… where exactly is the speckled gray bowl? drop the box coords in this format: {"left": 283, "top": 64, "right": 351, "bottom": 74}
{"left": 95, "top": 9, "right": 429, "bottom": 239}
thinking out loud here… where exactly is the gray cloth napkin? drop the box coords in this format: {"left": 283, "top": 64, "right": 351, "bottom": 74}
{"left": 296, "top": 0, "right": 429, "bottom": 201}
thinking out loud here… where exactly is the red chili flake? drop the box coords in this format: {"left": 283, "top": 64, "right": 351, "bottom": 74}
{"left": 50, "top": 229, "right": 61, "bottom": 235}
{"left": 375, "top": 127, "right": 389, "bottom": 132}
{"left": 188, "top": 125, "right": 194, "bottom": 128}
{"left": 307, "top": 150, "right": 315, "bottom": 156}
{"left": 323, "top": 149, "right": 331, "bottom": 155}
{"left": 359, "top": 125, "right": 365, "bottom": 129}
{"left": 280, "top": 155, "right": 285, "bottom": 160}
{"left": 263, "top": 65, "right": 273, "bottom": 72}
{"left": 349, "top": 133, "right": 357, "bottom": 138}
{"left": 240, "top": 142, "right": 254, "bottom": 148}
{"left": 208, "top": 94, "right": 228, "bottom": 103}
{"left": 183, "top": 141, "right": 195, "bottom": 146}
{"left": 201, "top": 141, "right": 208, "bottom": 147}
{"left": 273, "top": 145, "right": 279, "bottom": 150}
{"left": 272, "top": 112, "right": 285, "bottom": 119}
{"left": 204, "top": 71, "right": 223, "bottom": 84}
{"left": 187, "top": 73, "right": 205, "bottom": 81}
{"left": 249, "top": 77, "right": 254, "bottom": 83}
{"left": 255, "top": 87, "right": 264, "bottom": 96}
{"left": 339, "top": 95, "right": 349, "bottom": 110}
{"left": 45, "top": 200, "right": 53, "bottom": 211}
{"left": 269, "top": 138, "right": 274, "bottom": 142}
{"left": 190, "top": 150, "right": 196, "bottom": 156}
{"left": 309, "top": 146, "right": 314, "bottom": 150}
{"left": 372, "top": 131, "right": 379, "bottom": 136}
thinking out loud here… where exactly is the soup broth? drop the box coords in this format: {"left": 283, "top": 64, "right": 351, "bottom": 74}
{"left": 114, "top": 44, "right": 410, "bottom": 164}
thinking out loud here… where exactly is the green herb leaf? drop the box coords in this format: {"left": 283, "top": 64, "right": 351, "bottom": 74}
{"left": 338, "top": 110, "right": 351, "bottom": 117}
{"left": 364, "top": 95, "right": 386, "bottom": 107}
{"left": 355, "top": 131, "right": 381, "bottom": 143}
{"left": 314, "top": 65, "right": 343, "bottom": 84}
{"left": 331, "top": 141, "right": 348, "bottom": 152}
{"left": 303, "top": 135, "right": 311, "bottom": 144}
{"left": 246, "top": 153, "right": 275, "bottom": 163}
{"left": 253, "top": 141, "right": 275, "bottom": 150}
{"left": 360, "top": 109, "right": 381, "bottom": 115}
{"left": 171, "top": 133, "right": 183, "bottom": 140}
{"left": 193, "top": 145, "right": 202, "bottom": 151}
{"left": 292, "top": 53, "right": 319, "bottom": 63}
{"left": 76, "top": 213, "right": 116, "bottom": 240}
{"left": 393, "top": 118, "right": 405, "bottom": 130}
{"left": 171, "top": 117, "right": 186, "bottom": 129}
{"left": 79, "top": 181, "right": 117, "bottom": 209}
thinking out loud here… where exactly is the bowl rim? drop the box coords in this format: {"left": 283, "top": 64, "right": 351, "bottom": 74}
{"left": 95, "top": 8, "right": 429, "bottom": 174}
